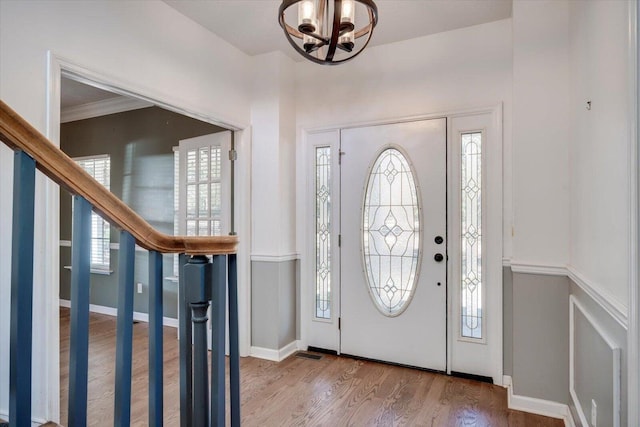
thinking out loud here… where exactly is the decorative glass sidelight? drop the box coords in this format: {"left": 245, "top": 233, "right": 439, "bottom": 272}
{"left": 315, "top": 147, "right": 332, "bottom": 319}
{"left": 363, "top": 148, "right": 420, "bottom": 316}
{"left": 461, "top": 132, "right": 483, "bottom": 339}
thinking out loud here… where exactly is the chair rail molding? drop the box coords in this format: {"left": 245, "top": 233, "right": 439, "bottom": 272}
{"left": 509, "top": 260, "right": 567, "bottom": 276}
{"left": 566, "top": 266, "right": 628, "bottom": 330}
{"left": 250, "top": 253, "right": 300, "bottom": 262}
{"left": 504, "top": 259, "right": 629, "bottom": 329}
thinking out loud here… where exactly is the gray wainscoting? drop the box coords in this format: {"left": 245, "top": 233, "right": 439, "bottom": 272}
{"left": 504, "top": 267, "right": 628, "bottom": 426}
{"left": 503, "top": 267, "right": 514, "bottom": 377}
{"left": 569, "top": 282, "right": 627, "bottom": 427}
{"left": 511, "top": 272, "right": 570, "bottom": 404}
{"left": 251, "top": 259, "right": 297, "bottom": 351}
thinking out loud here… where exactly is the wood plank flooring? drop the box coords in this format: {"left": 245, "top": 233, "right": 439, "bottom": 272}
{"left": 59, "top": 308, "right": 564, "bottom": 426}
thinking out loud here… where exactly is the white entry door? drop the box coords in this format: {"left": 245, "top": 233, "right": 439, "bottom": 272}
{"left": 340, "top": 119, "right": 447, "bottom": 371}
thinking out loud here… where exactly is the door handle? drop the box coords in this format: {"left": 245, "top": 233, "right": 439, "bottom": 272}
{"left": 434, "top": 253, "right": 444, "bottom": 262}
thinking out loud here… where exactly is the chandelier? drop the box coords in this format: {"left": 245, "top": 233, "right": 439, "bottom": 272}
{"left": 278, "top": 0, "right": 378, "bottom": 65}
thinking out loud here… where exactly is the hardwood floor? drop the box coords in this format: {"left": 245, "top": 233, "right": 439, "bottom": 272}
{"left": 59, "top": 308, "right": 564, "bottom": 426}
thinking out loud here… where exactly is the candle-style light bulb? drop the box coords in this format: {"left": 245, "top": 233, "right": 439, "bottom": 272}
{"left": 298, "top": 0, "right": 317, "bottom": 33}
{"left": 340, "top": 0, "right": 355, "bottom": 32}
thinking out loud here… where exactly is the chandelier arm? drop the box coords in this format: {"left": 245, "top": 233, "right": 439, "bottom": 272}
{"left": 299, "top": 28, "right": 330, "bottom": 44}
{"left": 354, "top": 25, "right": 371, "bottom": 39}
{"left": 357, "top": 0, "right": 378, "bottom": 24}
{"left": 281, "top": 24, "right": 334, "bottom": 65}
{"left": 284, "top": 23, "right": 304, "bottom": 39}
{"left": 325, "top": 23, "right": 375, "bottom": 65}
{"left": 325, "top": 0, "right": 343, "bottom": 62}
{"left": 318, "top": 0, "right": 327, "bottom": 35}
{"left": 357, "top": 7, "right": 377, "bottom": 37}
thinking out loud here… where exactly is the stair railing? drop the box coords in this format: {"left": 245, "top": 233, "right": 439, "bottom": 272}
{"left": 0, "top": 100, "right": 240, "bottom": 427}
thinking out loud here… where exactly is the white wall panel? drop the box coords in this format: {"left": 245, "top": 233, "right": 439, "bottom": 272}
{"left": 568, "top": 0, "right": 631, "bottom": 311}
{"left": 512, "top": 0, "right": 570, "bottom": 266}
{"left": 250, "top": 52, "right": 297, "bottom": 256}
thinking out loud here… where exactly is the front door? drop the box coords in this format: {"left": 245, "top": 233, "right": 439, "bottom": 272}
{"left": 340, "top": 119, "right": 447, "bottom": 370}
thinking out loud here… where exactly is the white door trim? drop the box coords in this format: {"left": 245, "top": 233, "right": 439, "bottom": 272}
{"left": 46, "top": 53, "right": 252, "bottom": 422}
{"left": 299, "top": 104, "right": 503, "bottom": 384}
{"left": 447, "top": 107, "right": 504, "bottom": 384}
{"left": 627, "top": 2, "right": 639, "bottom": 426}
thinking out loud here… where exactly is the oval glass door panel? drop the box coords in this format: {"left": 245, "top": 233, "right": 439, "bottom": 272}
{"left": 363, "top": 147, "right": 421, "bottom": 316}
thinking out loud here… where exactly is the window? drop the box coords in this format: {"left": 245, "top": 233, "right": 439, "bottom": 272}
{"left": 315, "top": 146, "right": 332, "bottom": 319}
{"left": 460, "top": 132, "right": 483, "bottom": 339}
{"left": 174, "top": 148, "right": 180, "bottom": 276}
{"left": 173, "top": 137, "right": 226, "bottom": 277}
{"left": 185, "top": 146, "right": 222, "bottom": 236}
{"left": 74, "top": 155, "right": 111, "bottom": 271}
{"left": 362, "top": 148, "right": 420, "bottom": 317}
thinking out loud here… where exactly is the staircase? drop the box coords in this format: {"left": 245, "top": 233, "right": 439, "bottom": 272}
{"left": 0, "top": 100, "right": 240, "bottom": 427}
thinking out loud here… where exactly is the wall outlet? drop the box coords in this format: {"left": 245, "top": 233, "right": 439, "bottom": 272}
{"left": 590, "top": 399, "right": 597, "bottom": 427}
{"left": 137, "top": 282, "right": 143, "bottom": 294}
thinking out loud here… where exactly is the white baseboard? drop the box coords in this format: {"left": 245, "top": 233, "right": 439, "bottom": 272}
{"left": 503, "top": 375, "right": 576, "bottom": 427}
{"left": 59, "top": 299, "right": 178, "bottom": 328}
{"left": 250, "top": 340, "right": 301, "bottom": 362}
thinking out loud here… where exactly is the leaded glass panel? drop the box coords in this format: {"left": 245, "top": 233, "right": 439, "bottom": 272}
{"left": 461, "top": 132, "right": 483, "bottom": 339}
{"left": 363, "top": 148, "right": 420, "bottom": 316}
{"left": 315, "top": 146, "right": 331, "bottom": 319}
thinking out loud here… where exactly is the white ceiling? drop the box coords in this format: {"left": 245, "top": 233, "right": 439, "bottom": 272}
{"left": 62, "top": 1, "right": 512, "bottom": 109}
{"left": 164, "top": 0, "right": 513, "bottom": 61}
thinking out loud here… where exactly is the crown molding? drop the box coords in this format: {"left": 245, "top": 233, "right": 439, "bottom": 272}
{"left": 61, "top": 96, "right": 152, "bottom": 123}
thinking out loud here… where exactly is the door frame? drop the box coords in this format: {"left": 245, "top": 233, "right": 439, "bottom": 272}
{"left": 45, "top": 53, "right": 253, "bottom": 421}
{"left": 299, "top": 104, "right": 503, "bottom": 383}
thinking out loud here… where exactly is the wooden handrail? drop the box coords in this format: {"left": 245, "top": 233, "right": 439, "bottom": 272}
{"left": 0, "top": 100, "right": 237, "bottom": 255}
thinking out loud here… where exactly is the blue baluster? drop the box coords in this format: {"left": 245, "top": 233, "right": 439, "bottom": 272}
{"left": 178, "top": 253, "right": 193, "bottom": 427}
{"left": 9, "top": 151, "right": 35, "bottom": 427}
{"left": 210, "top": 255, "right": 227, "bottom": 427}
{"left": 68, "top": 196, "right": 92, "bottom": 427}
{"left": 184, "top": 255, "right": 212, "bottom": 426}
{"left": 228, "top": 253, "right": 241, "bottom": 427}
{"left": 114, "top": 231, "right": 135, "bottom": 426}
{"left": 148, "top": 251, "right": 163, "bottom": 427}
